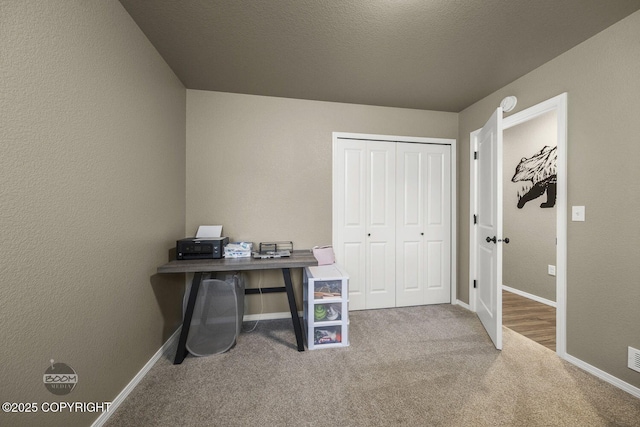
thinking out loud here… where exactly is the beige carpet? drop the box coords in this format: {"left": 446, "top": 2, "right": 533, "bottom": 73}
{"left": 105, "top": 305, "right": 640, "bottom": 426}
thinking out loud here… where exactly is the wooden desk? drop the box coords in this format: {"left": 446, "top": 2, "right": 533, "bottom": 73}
{"left": 158, "top": 250, "right": 317, "bottom": 364}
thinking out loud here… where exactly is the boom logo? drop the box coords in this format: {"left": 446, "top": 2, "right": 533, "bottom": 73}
{"left": 43, "top": 359, "right": 78, "bottom": 395}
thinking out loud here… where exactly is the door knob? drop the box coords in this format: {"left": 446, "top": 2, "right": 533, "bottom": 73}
{"left": 486, "top": 236, "right": 496, "bottom": 244}
{"left": 498, "top": 237, "right": 510, "bottom": 244}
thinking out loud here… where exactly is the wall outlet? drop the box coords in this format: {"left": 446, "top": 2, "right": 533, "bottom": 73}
{"left": 629, "top": 346, "right": 640, "bottom": 373}
{"left": 572, "top": 206, "right": 585, "bottom": 221}
{"left": 548, "top": 265, "right": 556, "bottom": 276}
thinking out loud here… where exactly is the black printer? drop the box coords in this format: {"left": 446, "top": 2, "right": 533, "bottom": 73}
{"left": 176, "top": 237, "right": 229, "bottom": 260}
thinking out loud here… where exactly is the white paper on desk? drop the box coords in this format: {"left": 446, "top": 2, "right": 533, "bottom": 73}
{"left": 196, "top": 225, "right": 222, "bottom": 238}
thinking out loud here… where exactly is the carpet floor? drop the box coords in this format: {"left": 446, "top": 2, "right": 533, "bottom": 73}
{"left": 105, "top": 304, "right": 640, "bottom": 426}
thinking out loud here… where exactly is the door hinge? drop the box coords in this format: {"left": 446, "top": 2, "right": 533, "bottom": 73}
{"left": 473, "top": 279, "right": 477, "bottom": 289}
{"left": 474, "top": 151, "right": 478, "bottom": 160}
{"left": 473, "top": 214, "right": 477, "bottom": 225}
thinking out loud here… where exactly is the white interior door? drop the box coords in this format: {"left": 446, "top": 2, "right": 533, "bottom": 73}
{"left": 396, "top": 143, "right": 451, "bottom": 306}
{"left": 475, "top": 108, "right": 503, "bottom": 350}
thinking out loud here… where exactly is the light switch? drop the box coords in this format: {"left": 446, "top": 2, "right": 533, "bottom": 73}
{"left": 548, "top": 265, "right": 556, "bottom": 276}
{"left": 572, "top": 206, "right": 585, "bottom": 222}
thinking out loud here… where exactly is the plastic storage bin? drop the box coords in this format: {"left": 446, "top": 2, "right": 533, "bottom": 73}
{"left": 185, "top": 273, "right": 244, "bottom": 356}
{"left": 303, "top": 264, "right": 349, "bottom": 350}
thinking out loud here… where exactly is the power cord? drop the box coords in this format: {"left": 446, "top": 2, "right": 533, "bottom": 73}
{"left": 242, "top": 271, "right": 264, "bottom": 332}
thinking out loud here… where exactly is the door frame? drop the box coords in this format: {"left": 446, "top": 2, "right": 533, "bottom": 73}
{"left": 332, "top": 132, "right": 457, "bottom": 306}
{"left": 469, "top": 93, "right": 568, "bottom": 357}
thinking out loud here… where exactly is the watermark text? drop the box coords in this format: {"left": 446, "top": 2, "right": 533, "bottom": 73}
{"left": 2, "top": 401, "right": 111, "bottom": 413}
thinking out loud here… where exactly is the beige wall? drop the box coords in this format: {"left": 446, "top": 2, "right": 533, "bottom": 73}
{"left": 0, "top": 2, "right": 186, "bottom": 426}
{"left": 503, "top": 111, "right": 557, "bottom": 301}
{"left": 458, "top": 11, "right": 640, "bottom": 387}
{"left": 186, "top": 90, "right": 458, "bottom": 313}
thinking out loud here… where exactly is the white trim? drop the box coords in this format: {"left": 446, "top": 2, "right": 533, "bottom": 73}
{"left": 469, "top": 93, "right": 568, "bottom": 358}
{"left": 455, "top": 299, "right": 471, "bottom": 310}
{"left": 333, "top": 132, "right": 454, "bottom": 145}
{"left": 91, "top": 327, "right": 182, "bottom": 427}
{"left": 332, "top": 132, "right": 457, "bottom": 306}
{"left": 502, "top": 92, "right": 568, "bottom": 358}
{"left": 555, "top": 94, "right": 568, "bottom": 359}
{"left": 502, "top": 285, "right": 557, "bottom": 308}
{"left": 564, "top": 353, "right": 640, "bottom": 399}
{"left": 243, "top": 311, "right": 303, "bottom": 321}
{"left": 450, "top": 141, "right": 457, "bottom": 305}
{"left": 469, "top": 128, "right": 480, "bottom": 313}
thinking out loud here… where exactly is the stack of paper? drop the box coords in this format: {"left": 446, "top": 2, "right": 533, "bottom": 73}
{"left": 224, "top": 242, "right": 253, "bottom": 258}
{"left": 196, "top": 225, "right": 222, "bottom": 238}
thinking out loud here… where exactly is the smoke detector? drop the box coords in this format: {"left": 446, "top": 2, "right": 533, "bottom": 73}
{"left": 500, "top": 96, "right": 518, "bottom": 113}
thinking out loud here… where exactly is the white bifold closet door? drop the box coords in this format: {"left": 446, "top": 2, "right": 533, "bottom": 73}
{"left": 333, "top": 138, "right": 451, "bottom": 310}
{"left": 395, "top": 143, "right": 451, "bottom": 307}
{"left": 333, "top": 139, "right": 396, "bottom": 311}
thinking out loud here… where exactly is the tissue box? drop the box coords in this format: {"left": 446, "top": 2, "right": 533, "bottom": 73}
{"left": 224, "top": 242, "right": 253, "bottom": 258}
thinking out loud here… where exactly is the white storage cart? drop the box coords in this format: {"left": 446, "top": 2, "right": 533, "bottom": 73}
{"left": 303, "top": 264, "right": 349, "bottom": 349}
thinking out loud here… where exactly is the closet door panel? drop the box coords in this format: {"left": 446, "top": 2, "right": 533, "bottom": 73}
{"left": 397, "top": 144, "right": 451, "bottom": 306}
{"left": 396, "top": 145, "right": 426, "bottom": 306}
{"left": 334, "top": 141, "right": 367, "bottom": 310}
{"left": 402, "top": 152, "right": 421, "bottom": 225}
{"left": 427, "top": 241, "right": 444, "bottom": 289}
{"left": 365, "top": 142, "right": 396, "bottom": 309}
{"left": 424, "top": 147, "right": 451, "bottom": 304}
{"left": 343, "top": 242, "right": 364, "bottom": 308}
{"left": 401, "top": 241, "right": 421, "bottom": 290}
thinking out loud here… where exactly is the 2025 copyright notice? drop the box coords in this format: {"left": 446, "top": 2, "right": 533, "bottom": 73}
{"left": 3, "top": 401, "right": 111, "bottom": 413}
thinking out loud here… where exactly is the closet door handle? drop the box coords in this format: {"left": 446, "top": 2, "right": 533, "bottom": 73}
{"left": 487, "top": 236, "right": 510, "bottom": 244}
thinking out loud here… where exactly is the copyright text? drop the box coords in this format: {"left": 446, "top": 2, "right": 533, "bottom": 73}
{"left": 2, "top": 401, "right": 111, "bottom": 413}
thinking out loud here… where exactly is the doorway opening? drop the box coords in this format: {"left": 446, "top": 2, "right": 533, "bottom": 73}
{"left": 502, "top": 289, "right": 556, "bottom": 351}
{"left": 469, "top": 93, "right": 567, "bottom": 357}
{"left": 502, "top": 109, "right": 558, "bottom": 352}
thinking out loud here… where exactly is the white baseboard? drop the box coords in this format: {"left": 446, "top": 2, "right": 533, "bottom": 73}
{"left": 91, "top": 327, "right": 181, "bottom": 427}
{"left": 243, "top": 311, "right": 303, "bottom": 321}
{"left": 563, "top": 353, "right": 640, "bottom": 399}
{"left": 502, "top": 285, "right": 556, "bottom": 308}
{"left": 455, "top": 299, "right": 471, "bottom": 310}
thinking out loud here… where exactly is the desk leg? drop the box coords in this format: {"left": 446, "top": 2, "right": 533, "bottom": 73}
{"left": 174, "top": 272, "right": 203, "bottom": 364}
{"left": 282, "top": 268, "right": 305, "bottom": 351}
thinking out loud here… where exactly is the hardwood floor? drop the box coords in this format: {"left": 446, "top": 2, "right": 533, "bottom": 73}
{"left": 502, "top": 290, "right": 556, "bottom": 351}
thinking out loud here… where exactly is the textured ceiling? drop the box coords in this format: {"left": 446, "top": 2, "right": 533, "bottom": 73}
{"left": 119, "top": 0, "right": 640, "bottom": 112}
